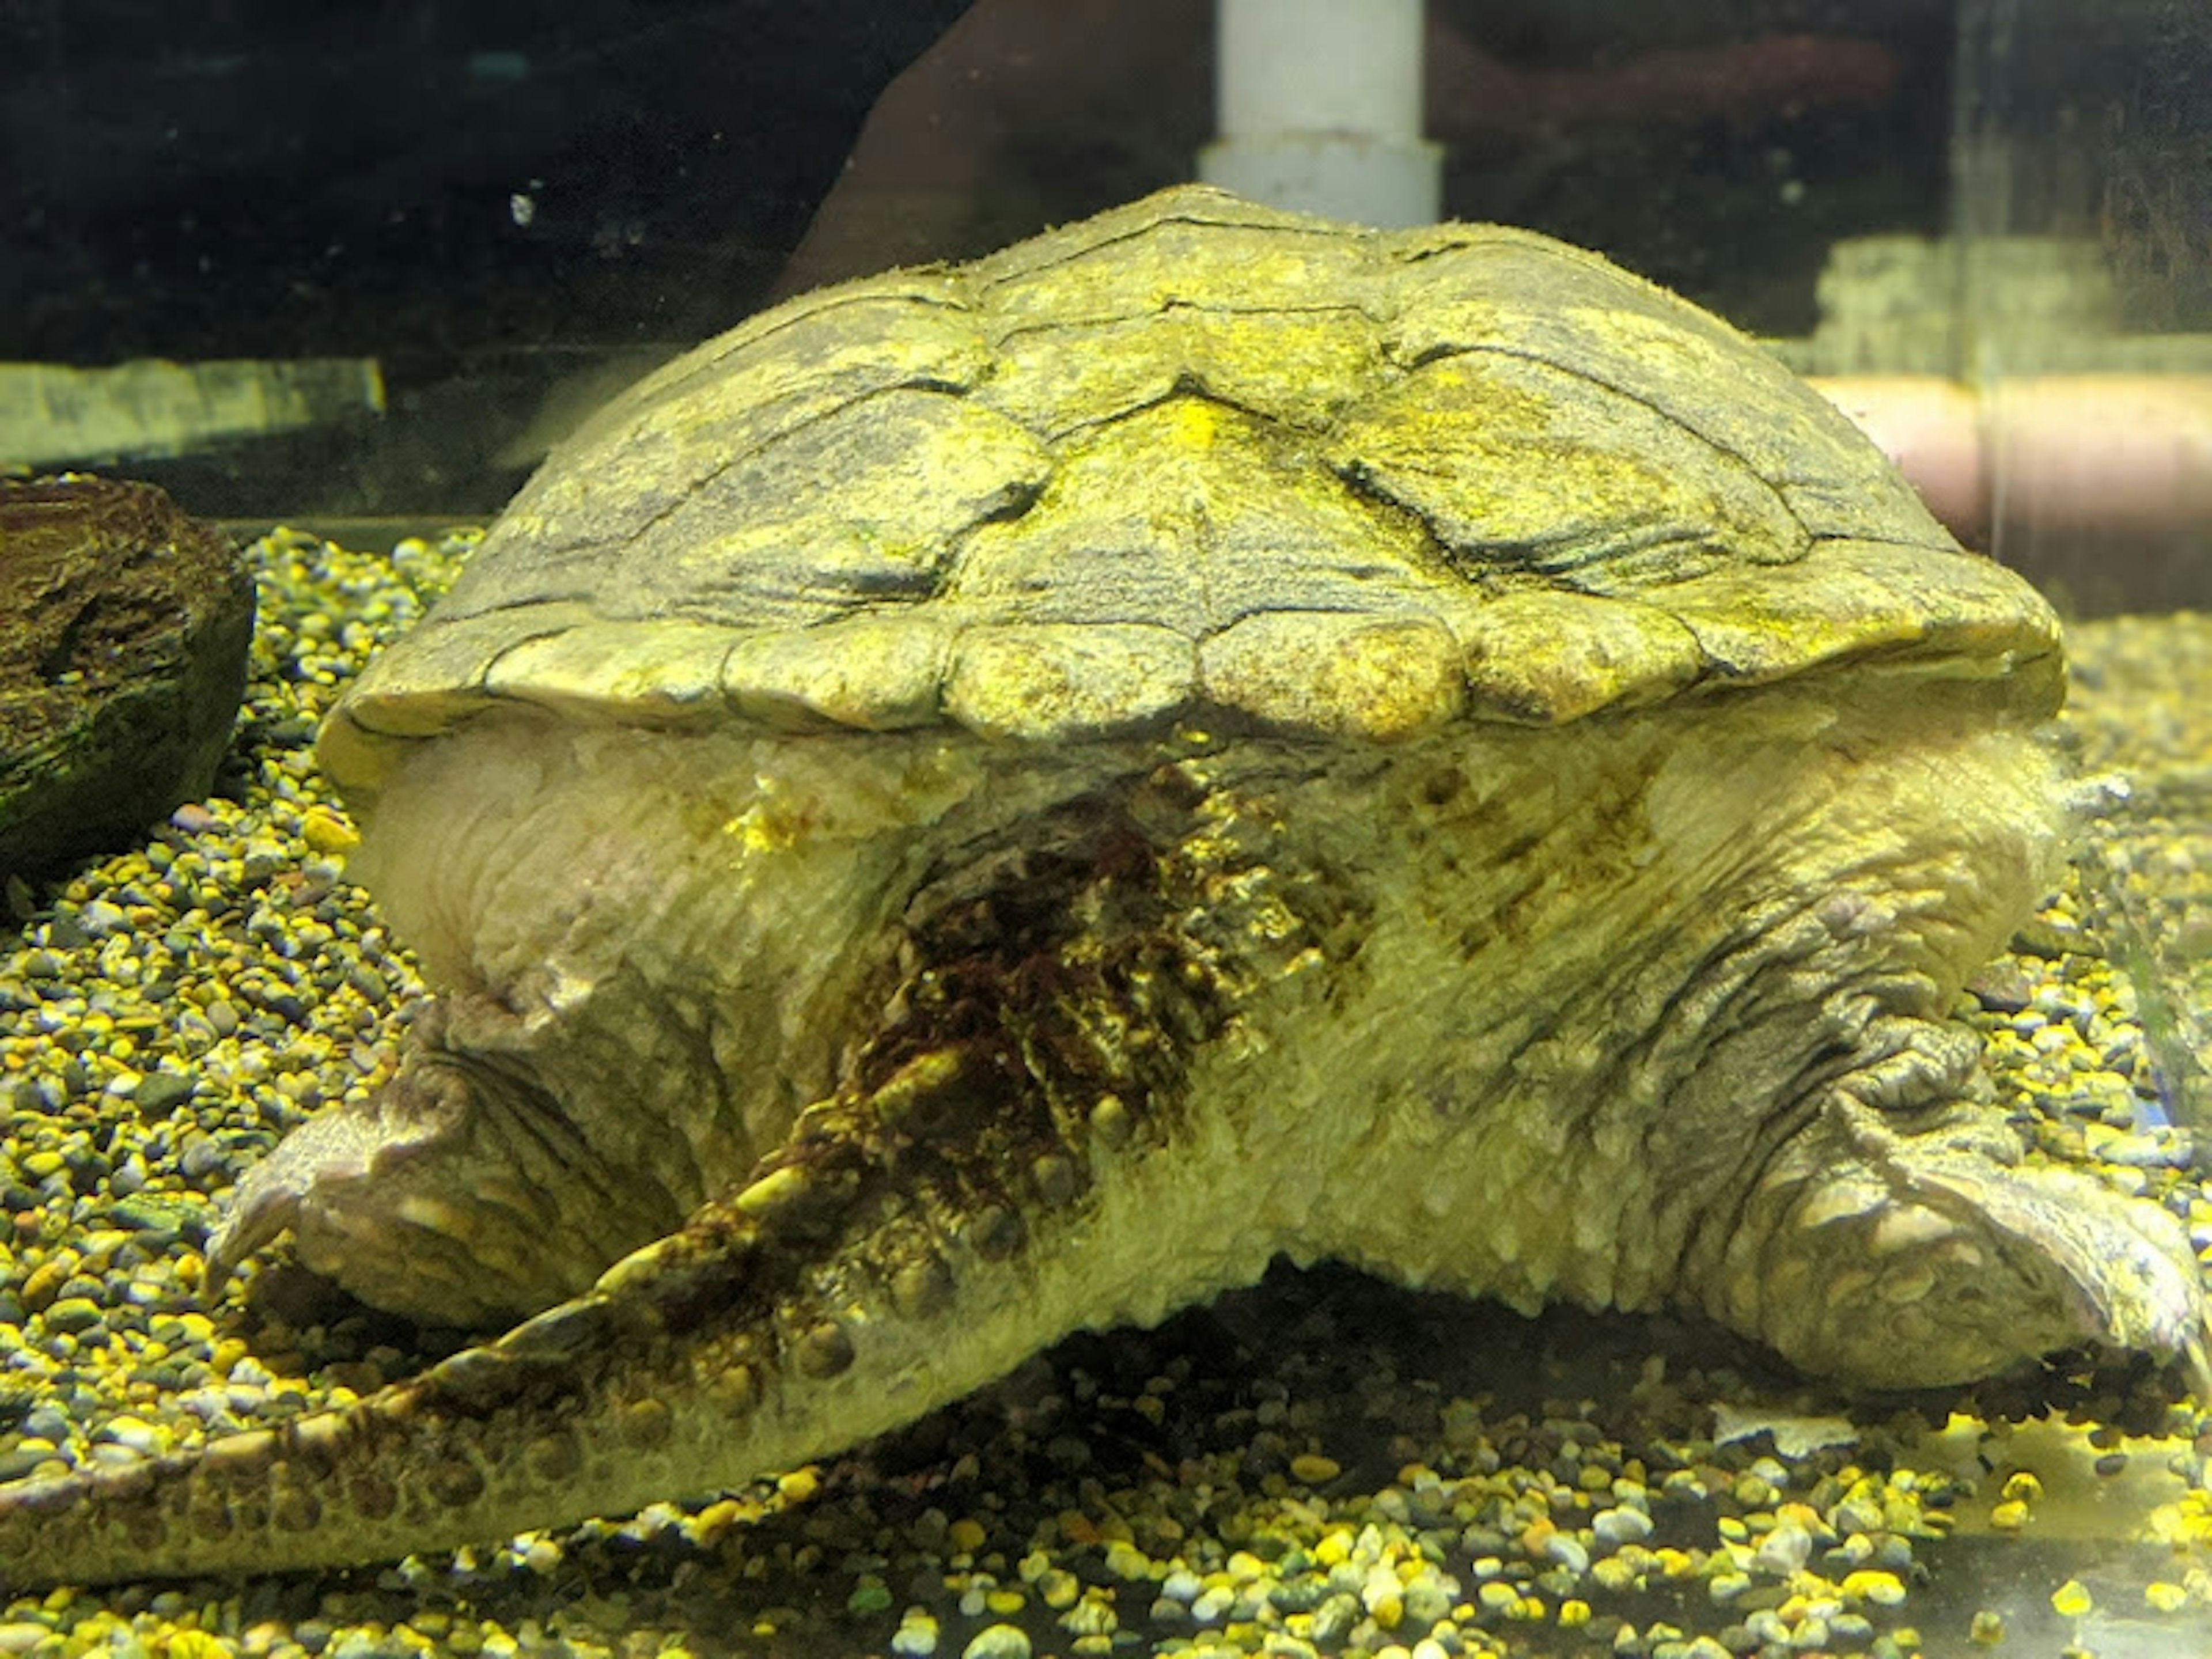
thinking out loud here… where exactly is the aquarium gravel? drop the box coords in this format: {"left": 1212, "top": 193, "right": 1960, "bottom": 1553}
{"left": 3, "top": 533, "right": 2212, "bottom": 1658}
{"left": 2064, "top": 615, "right": 2212, "bottom": 1135}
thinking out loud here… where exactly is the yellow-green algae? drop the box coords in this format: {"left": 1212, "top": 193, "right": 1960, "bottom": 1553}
{"left": 1, "top": 536, "right": 2211, "bottom": 1657}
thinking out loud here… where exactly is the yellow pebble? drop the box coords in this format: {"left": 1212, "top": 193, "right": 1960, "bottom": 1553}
{"left": 300, "top": 806, "right": 359, "bottom": 854}
{"left": 2051, "top": 1578, "right": 2093, "bottom": 1617}
{"left": 1841, "top": 1570, "right": 1907, "bottom": 1607}
{"left": 1314, "top": 1529, "right": 1353, "bottom": 1567}
{"left": 1290, "top": 1453, "right": 1342, "bottom": 1484}
{"left": 1989, "top": 1499, "right": 2030, "bottom": 1532}
{"left": 774, "top": 1467, "right": 819, "bottom": 1503}
{"left": 210, "top": 1337, "right": 250, "bottom": 1377}
{"left": 1999, "top": 1471, "right": 2044, "bottom": 1504}
{"left": 2147, "top": 1581, "right": 2190, "bottom": 1613}
{"left": 1558, "top": 1599, "right": 1591, "bottom": 1626}
{"left": 947, "top": 1517, "right": 987, "bottom": 1555}
{"left": 1970, "top": 1608, "right": 2005, "bottom": 1645}
{"left": 1590, "top": 1558, "right": 1638, "bottom": 1593}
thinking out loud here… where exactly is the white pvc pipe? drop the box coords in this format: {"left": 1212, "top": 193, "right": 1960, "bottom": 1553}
{"left": 1199, "top": 0, "right": 1441, "bottom": 226}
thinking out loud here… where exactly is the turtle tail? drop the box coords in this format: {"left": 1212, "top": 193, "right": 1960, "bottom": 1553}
{"left": 0, "top": 1040, "right": 1160, "bottom": 1587}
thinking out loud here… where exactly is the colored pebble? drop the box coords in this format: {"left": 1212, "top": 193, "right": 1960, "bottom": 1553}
{"left": 959, "top": 1623, "right": 1031, "bottom": 1659}
{"left": 1593, "top": 1505, "right": 1653, "bottom": 1546}
{"left": 890, "top": 1610, "right": 941, "bottom": 1657}
{"left": 1841, "top": 1569, "right": 1907, "bottom": 1607}
{"left": 1751, "top": 1521, "right": 1811, "bottom": 1575}
{"left": 3, "top": 543, "right": 2211, "bottom": 1659}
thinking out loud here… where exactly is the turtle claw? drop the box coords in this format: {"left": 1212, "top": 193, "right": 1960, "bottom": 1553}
{"left": 1729, "top": 1115, "right": 2212, "bottom": 1393}
{"left": 206, "top": 1027, "right": 668, "bottom": 1328}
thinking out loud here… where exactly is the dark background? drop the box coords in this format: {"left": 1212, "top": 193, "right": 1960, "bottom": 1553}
{"left": 2, "top": 0, "right": 2190, "bottom": 517}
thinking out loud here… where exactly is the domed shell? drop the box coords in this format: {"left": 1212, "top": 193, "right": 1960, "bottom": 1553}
{"left": 320, "top": 185, "right": 2060, "bottom": 794}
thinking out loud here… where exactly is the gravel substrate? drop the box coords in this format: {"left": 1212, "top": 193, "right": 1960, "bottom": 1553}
{"left": 3, "top": 537, "right": 2212, "bottom": 1659}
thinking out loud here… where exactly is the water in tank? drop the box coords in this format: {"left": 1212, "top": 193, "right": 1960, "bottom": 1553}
{"left": 2, "top": 3, "right": 2210, "bottom": 1656}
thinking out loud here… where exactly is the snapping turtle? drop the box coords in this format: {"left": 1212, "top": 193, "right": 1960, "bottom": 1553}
{"left": 3, "top": 184, "right": 2206, "bottom": 1587}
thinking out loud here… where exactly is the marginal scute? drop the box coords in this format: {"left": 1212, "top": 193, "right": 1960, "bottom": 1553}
{"left": 945, "top": 622, "right": 1195, "bottom": 740}
{"left": 720, "top": 615, "right": 952, "bottom": 730}
{"left": 480, "top": 619, "right": 735, "bottom": 726}
{"left": 1452, "top": 592, "right": 1705, "bottom": 725}
{"left": 349, "top": 605, "right": 596, "bottom": 733}
{"left": 1200, "top": 611, "right": 1464, "bottom": 740}
{"left": 319, "top": 604, "right": 593, "bottom": 794}
{"left": 1666, "top": 539, "right": 2064, "bottom": 706}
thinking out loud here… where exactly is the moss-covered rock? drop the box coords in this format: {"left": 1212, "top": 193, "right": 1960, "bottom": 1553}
{"left": 0, "top": 475, "right": 253, "bottom": 885}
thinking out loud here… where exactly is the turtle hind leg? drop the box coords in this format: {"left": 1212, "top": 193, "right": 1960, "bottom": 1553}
{"left": 1709, "top": 1014, "right": 2211, "bottom": 1392}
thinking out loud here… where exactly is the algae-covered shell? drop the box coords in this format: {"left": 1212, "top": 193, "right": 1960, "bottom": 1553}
{"left": 319, "top": 183, "right": 2059, "bottom": 795}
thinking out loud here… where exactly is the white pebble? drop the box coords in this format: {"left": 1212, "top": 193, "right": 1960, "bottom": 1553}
{"left": 1593, "top": 1506, "right": 1654, "bottom": 1546}
{"left": 1752, "top": 1522, "right": 1812, "bottom": 1575}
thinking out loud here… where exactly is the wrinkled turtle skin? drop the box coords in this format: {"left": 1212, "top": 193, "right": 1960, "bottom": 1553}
{"left": 2, "top": 184, "right": 2205, "bottom": 1588}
